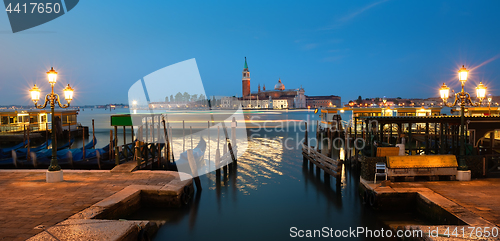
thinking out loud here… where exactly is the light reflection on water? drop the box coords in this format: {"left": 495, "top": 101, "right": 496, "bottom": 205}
{"left": 205, "top": 138, "right": 286, "bottom": 195}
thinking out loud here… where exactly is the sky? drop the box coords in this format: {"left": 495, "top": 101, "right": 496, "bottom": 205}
{"left": 1, "top": 0, "right": 500, "bottom": 105}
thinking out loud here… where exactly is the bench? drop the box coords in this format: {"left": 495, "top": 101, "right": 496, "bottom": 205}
{"left": 386, "top": 155, "right": 458, "bottom": 182}
{"left": 376, "top": 147, "right": 401, "bottom": 157}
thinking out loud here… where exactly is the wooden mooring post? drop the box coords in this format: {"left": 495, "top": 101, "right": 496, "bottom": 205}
{"left": 303, "top": 121, "right": 308, "bottom": 163}
{"left": 68, "top": 122, "right": 71, "bottom": 149}
{"left": 170, "top": 126, "right": 174, "bottom": 162}
{"left": 92, "top": 119, "right": 95, "bottom": 149}
{"left": 46, "top": 123, "right": 49, "bottom": 149}
{"left": 82, "top": 129, "right": 86, "bottom": 162}
{"left": 223, "top": 138, "right": 228, "bottom": 175}
{"left": 27, "top": 124, "right": 30, "bottom": 163}
{"left": 114, "top": 126, "right": 118, "bottom": 153}
{"left": 215, "top": 126, "right": 221, "bottom": 179}
{"left": 182, "top": 120, "right": 185, "bottom": 152}
{"left": 208, "top": 121, "right": 210, "bottom": 168}
{"left": 162, "top": 118, "right": 170, "bottom": 165}
{"left": 190, "top": 126, "right": 193, "bottom": 149}
{"left": 157, "top": 123, "right": 161, "bottom": 168}
{"left": 109, "top": 130, "right": 113, "bottom": 161}
{"left": 211, "top": 119, "right": 239, "bottom": 181}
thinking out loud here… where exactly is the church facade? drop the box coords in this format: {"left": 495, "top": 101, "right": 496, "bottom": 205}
{"left": 239, "top": 57, "right": 306, "bottom": 109}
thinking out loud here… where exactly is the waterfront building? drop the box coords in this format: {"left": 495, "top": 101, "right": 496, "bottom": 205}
{"left": 319, "top": 106, "right": 442, "bottom": 129}
{"left": 450, "top": 106, "right": 500, "bottom": 116}
{"left": 0, "top": 109, "right": 78, "bottom": 132}
{"left": 306, "top": 95, "right": 341, "bottom": 108}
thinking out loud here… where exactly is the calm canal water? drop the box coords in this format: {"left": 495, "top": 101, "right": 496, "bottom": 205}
{"left": 76, "top": 108, "right": 426, "bottom": 240}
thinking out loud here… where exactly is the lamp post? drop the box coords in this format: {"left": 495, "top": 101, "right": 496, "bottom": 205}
{"left": 439, "top": 65, "right": 486, "bottom": 171}
{"left": 30, "top": 67, "right": 74, "bottom": 182}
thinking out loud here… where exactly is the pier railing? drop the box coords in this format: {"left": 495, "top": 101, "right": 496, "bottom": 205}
{"left": 302, "top": 143, "right": 343, "bottom": 185}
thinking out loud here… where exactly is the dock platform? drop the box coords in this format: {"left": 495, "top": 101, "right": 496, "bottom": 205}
{"left": 0, "top": 169, "right": 192, "bottom": 240}
{"left": 361, "top": 178, "right": 500, "bottom": 239}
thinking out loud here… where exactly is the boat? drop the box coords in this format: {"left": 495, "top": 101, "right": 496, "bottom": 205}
{"left": 13, "top": 137, "right": 98, "bottom": 168}
{"left": 169, "top": 137, "right": 206, "bottom": 172}
{"left": 72, "top": 140, "right": 132, "bottom": 169}
{"left": 56, "top": 139, "right": 75, "bottom": 150}
{"left": 14, "top": 140, "right": 52, "bottom": 159}
{"left": 0, "top": 140, "right": 27, "bottom": 159}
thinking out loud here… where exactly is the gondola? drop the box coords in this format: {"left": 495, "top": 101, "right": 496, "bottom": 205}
{"left": 14, "top": 140, "right": 52, "bottom": 159}
{"left": 168, "top": 137, "right": 206, "bottom": 172}
{"left": 14, "top": 137, "right": 98, "bottom": 168}
{"left": 72, "top": 140, "right": 132, "bottom": 169}
{"left": 0, "top": 140, "right": 27, "bottom": 159}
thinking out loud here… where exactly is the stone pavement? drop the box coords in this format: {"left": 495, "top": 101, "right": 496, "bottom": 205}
{"left": 368, "top": 178, "right": 500, "bottom": 228}
{"left": 422, "top": 179, "right": 500, "bottom": 227}
{"left": 0, "top": 170, "right": 178, "bottom": 241}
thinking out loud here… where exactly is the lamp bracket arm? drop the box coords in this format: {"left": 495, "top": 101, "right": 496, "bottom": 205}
{"left": 34, "top": 94, "right": 50, "bottom": 109}
{"left": 465, "top": 93, "right": 481, "bottom": 107}
{"left": 449, "top": 93, "right": 459, "bottom": 107}
{"left": 55, "top": 93, "right": 70, "bottom": 109}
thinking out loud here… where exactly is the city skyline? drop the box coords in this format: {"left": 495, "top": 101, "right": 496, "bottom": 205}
{"left": 1, "top": 1, "right": 500, "bottom": 105}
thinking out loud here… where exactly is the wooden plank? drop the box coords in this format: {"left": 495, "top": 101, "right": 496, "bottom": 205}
{"left": 302, "top": 151, "right": 340, "bottom": 177}
{"left": 302, "top": 143, "right": 342, "bottom": 167}
{"left": 301, "top": 143, "right": 343, "bottom": 179}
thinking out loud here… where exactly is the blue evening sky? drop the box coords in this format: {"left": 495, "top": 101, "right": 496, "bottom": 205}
{"left": 1, "top": 0, "right": 500, "bottom": 105}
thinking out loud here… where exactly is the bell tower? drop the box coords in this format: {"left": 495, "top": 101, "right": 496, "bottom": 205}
{"left": 242, "top": 57, "right": 250, "bottom": 98}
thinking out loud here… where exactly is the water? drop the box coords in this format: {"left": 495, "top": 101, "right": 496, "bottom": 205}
{"left": 146, "top": 131, "right": 420, "bottom": 240}
{"left": 72, "top": 108, "right": 430, "bottom": 240}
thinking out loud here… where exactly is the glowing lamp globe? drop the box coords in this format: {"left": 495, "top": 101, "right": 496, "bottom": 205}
{"left": 476, "top": 82, "right": 487, "bottom": 100}
{"left": 30, "top": 84, "right": 41, "bottom": 103}
{"left": 63, "top": 84, "right": 74, "bottom": 103}
{"left": 439, "top": 83, "right": 450, "bottom": 100}
{"left": 47, "top": 67, "right": 58, "bottom": 85}
{"left": 458, "top": 65, "right": 468, "bottom": 83}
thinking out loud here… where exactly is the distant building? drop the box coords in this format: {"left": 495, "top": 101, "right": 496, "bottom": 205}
{"left": 306, "top": 95, "right": 341, "bottom": 108}
{"left": 239, "top": 58, "right": 306, "bottom": 109}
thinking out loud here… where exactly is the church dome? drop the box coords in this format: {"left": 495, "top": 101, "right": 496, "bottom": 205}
{"left": 274, "top": 78, "right": 285, "bottom": 90}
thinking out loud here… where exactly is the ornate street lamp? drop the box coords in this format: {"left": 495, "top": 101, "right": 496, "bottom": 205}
{"left": 439, "top": 65, "right": 486, "bottom": 170}
{"left": 29, "top": 67, "right": 74, "bottom": 182}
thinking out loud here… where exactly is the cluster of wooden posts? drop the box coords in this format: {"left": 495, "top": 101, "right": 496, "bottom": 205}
{"left": 213, "top": 117, "right": 238, "bottom": 186}
{"left": 109, "top": 115, "right": 167, "bottom": 169}
{"left": 109, "top": 115, "right": 240, "bottom": 191}
{"left": 302, "top": 120, "right": 344, "bottom": 186}
{"left": 180, "top": 117, "right": 240, "bottom": 191}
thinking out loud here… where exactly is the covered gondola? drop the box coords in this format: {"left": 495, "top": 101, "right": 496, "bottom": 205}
{"left": 168, "top": 137, "right": 206, "bottom": 172}
{"left": 0, "top": 140, "right": 27, "bottom": 159}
